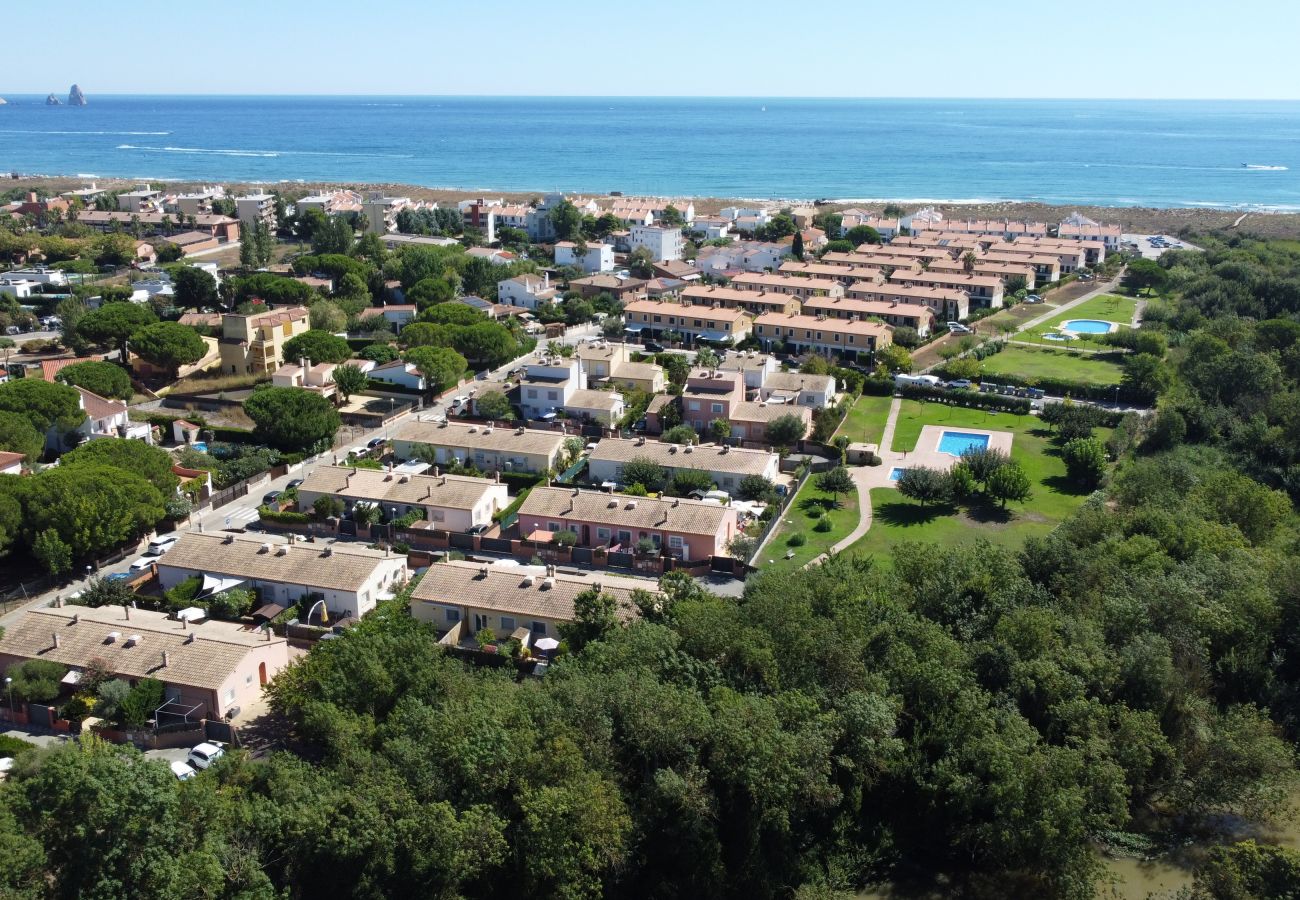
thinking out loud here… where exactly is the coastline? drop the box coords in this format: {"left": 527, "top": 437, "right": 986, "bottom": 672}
{"left": 9, "top": 173, "right": 1300, "bottom": 238}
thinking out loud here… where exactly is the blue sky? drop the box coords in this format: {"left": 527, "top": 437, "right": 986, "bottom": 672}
{"left": 3, "top": 0, "right": 1295, "bottom": 99}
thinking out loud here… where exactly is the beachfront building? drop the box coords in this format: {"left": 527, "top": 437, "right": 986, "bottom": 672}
{"left": 498, "top": 273, "right": 558, "bottom": 310}
{"left": 235, "top": 194, "right": 276, "bottom": 231}
{"left": 75, "top": 211, "right": 241, "bottom": 243}
{"left": 218, "top": 305, "right": 310, "bottom": 375}
{"left": 554, "top": 241, "right": 615, "bottom": 273}
{"left": 295, "top": 189, "right": 364, "bottom": 217}
{"left": 173, "top": 187, "right": 225, "bottom": 218}
{"left": 801, "top": 295, "right": 937, "bottom": 337}
{"left": 519, "top": 486, "right": 737, "bottom": 560}
{"left": 838, "top": 210, "right": 901, "bottom": 240}
{"left": 362, "top": 195, "right": 412, "bottom": 235}
{"left": 1057, "top": 212, "right": 1122, "bottom": 252}
{"left": 753, "top": 312, "right": 892, "bottom": 362}
{"left": 622, "top": 299, "right": 753, "bottom": 345}
{"left": 410, "top": 561, "right": 642, "bottom": 643}
{"left": 629, "top": 225, "right": 685, "bottom": 262}
{"left": 156, "top": 532, "right": 408, "bottom": 621}
{"left": 117, "top": 187, "right": 161, "bottom": 213}
{"left": 295, "top": 465, "right": 508, "bottom": 531}
{"left": 587, "top": 436, "right": 780, "bottom": 492}
{"left": 391, "top": 419, "right": 566, "bottom": 475}
{"left": 0, "top": 604, "right": 289, "bottom": 722}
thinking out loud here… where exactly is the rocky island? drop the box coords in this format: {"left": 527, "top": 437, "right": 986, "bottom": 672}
{"left": 44, "top": 93, "right": 60, "bottom": 106}
{"left": 68, "top": 84, "right": 86, "bottom": 106}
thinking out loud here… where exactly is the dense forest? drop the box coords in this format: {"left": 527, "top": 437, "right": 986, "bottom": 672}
{"left": 3, "top": 235, "right": 1300, "bottom": 899}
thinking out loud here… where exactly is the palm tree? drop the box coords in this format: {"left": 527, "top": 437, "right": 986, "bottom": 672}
{"left": 962, "top": 251, "right": 978, "bottom": 274}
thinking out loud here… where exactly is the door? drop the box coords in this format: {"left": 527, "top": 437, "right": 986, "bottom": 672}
{"left": 473, "top": 613, "right": 489, "bottom": 633}
{"left": 258, "top": 662, "right": 268, "bottom": 686}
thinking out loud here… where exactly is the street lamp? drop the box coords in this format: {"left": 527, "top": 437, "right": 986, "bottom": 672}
{"left": 5, "top": 676, "right": 12, "bottom": 721}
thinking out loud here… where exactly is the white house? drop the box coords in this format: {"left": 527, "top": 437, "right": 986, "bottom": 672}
{"left": 756, "top": 371, "right": 838, "bottom": 409}
{"left": 688, "top": 216, "right": 732, "bottom": 241}
{"left": 3, "top": 266, "right": 67, "bottom": 287}
{"left": 156, "top": 532, "right": 408, "bottom": 621}
{"left": 629, "top": 225, "right": 685, "bottom": 262}
{"left": 0, "top": 278, "right": 40, "bottom": 299}
{"left": 564, "top": 389, "right": 624, "bottom": 426}
{"left": 555, "top": 241, "right": 615, "bottom": 274}
{"left": 0, "top": 451, "right": 24, "bottom": 475}
{"left": 295, "top": 465, "right": 508, "bottom": 532}
{"left": 368, "top": 359, "right": 426, "bottom": 391}
{"left": 694, "top": 241, "right": 789, "bottom": 275}
{"left": 52, "top": 387, "right": 152, "bottom": 449}
{"left": 587, "top": 437, "right": 780, "bottom": 494}
{"left": 519, "top": 356, "right": 585, "bottom": 420}
{"left": 497, "top": 273, "right": 558, "bottom": 310}
{"left": 360, "top": 305, "right": 417, "bottom": 328}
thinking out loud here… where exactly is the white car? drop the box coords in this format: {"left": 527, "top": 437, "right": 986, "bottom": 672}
{"left": 170, "top": 760, "right": 197, "bottom": 781}
{"left": 946, "top": 379, "right": 974, "bottom": 390}
{"left": 946, "top": 322, "right": 972, "bottom": 334}
{"left": 128, "top": 555, "right": 157, "bottom": 573}
{"left": 186, "top": 742, "right": 227, "bottom": 771}
{"left": 0, "top": 757, "right": 13, "bottom": 780}
{"left": 146, "top": 536, "right": 178, "bottom": 556}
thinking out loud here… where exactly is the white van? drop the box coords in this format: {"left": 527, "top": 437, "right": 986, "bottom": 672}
{"left": 895, "top": 374, "right": 941, "bottom": 389}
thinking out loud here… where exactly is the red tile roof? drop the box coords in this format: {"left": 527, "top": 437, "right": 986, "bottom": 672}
{"left": 39, "top": 357, "right": 96, "bottom": 382}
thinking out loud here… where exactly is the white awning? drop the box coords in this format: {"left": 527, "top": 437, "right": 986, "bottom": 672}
{"left": 200, "top": 574, "right": 244, "bottom": 597}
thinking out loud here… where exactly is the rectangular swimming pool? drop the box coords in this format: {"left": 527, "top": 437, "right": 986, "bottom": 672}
{"left": 937, "top": 431, "right": 990, "bottom": 456}
{"left": 889, "top": 467, "right": 906, "bottom": 481}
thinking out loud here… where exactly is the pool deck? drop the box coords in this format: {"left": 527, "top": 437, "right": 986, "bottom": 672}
{"left": 802, "top": 402, "right": 1014, "bottom": 567}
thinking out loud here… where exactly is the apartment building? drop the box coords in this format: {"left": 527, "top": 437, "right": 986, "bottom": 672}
{"left": 845, "top": 282, "right": 970, "bottom": 321}
{"left": 391, "top": 419, "right": 566, "bottom": 475}
{"left": 753, "top": 312, "right": 892, "bottom": 362}
{"left": 235, "top": 194, "right": 277, "bottom": 232}
{"left": 296, "top": 189, "right": 364, "bottom": 217}
{"left": 730, "top": 401, "right": 813, "bottom": 444}
{"left": 362, "top": 195, "right": 410, "bottom": 235}
{"left": 1057, "top": 212, "right": 1122, "bottom": 251}
{"left": 801, "top": 295, "right": 937, "bottom": 336}
{"left": 554, "top": 241, "right": 615, "bottom": 273}
{"left": 678, "top": 285, "right": 800, "bottom": 317}
{"left": 621, "top": 299, "right": 753, "bottom": 344}
{"left": 295, "top": 465, "right": 508, "bottom": 532}
{"left": 888, "top": 270, "right": 1004, "bottom": 308}
{"left": 926, "top": 257, "right": 1037, "bottom": 290}
{"left": 587, "top": 437, "right": 780, "bottom": 492}
{"left": 218, "top": 305, "right": 310, "bottom": 375}
{"left": 730, "top": 272, "right": 846, "bottom": 301}
{"left": 116, "top": 187, "right": 161, "bottom": 213}
{"left": 629, "top": 224, "right": 686, "bottom": 262}
{"left": 518, "top": 486, "right": 737, "bottom": 560}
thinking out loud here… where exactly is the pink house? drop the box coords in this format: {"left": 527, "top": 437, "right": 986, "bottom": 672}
{"left": 681, "top": 368, "right": 744, "bottom": 433}
{"left": 517, "top": 486, "right": 738, "bottom": 560}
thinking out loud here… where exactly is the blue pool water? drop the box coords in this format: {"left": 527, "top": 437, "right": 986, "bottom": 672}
{"left": 938, "top": 432, "right": 990, "bottom": 456}
{"left": 889, "top": 467, "right": 906, "bottom": 481}
{"left": 190, "top": 441, "right": 208, "bottom": 453}
{"left": 1043, "top": 333, "right": 1072, "bottom": 342}
{"left": 1062, "top": 319, "right": 1115, "bottom": 334}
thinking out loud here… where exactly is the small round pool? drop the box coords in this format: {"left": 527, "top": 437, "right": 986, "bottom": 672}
{"left": 888, "top": 467, "right": 906, "bottom": 482}
{"left": 1062, "top": 319, "right": 1116, "bottom": 335}
{"left": 1043, "top": 332, "right": 1072, "bottom": 342}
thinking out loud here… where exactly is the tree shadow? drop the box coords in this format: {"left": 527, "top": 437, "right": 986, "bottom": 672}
{"left": 964, "top": 501, "right": 1013, "bottom": 524}
{"left": 797, "top": 495, "right": 835, "bottom": 515}
{"left": 1043, "top": 474, "right": 1093, "bottom": 496}
{"left": 876, "top": 499, "right": 954, "bottom": 528}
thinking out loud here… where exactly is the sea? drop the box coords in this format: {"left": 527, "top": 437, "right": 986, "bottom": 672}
{"left": 1, "top": 95, "right": 1298, "bottom": 210}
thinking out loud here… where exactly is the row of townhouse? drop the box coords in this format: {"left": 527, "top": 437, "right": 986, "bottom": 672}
{"left": 677, "top": 365, "right": 817, "bottom": 442}
{"left": 75, "top": 210, "right": 241, "bottom": 242}
{"left": 621, "top": 298, "right": 753, "bottom": 344}
{"left": 887, "top": 269, "right": 1005, "bottom": 307}
{"left": 729, "top": 271, "right": 846, "bottom": 300}
{"left": 777, "top": 260, "right": 887, "bottom": 284}
{"left": 845, "top": 281, "right": 971, "bottom": 321}
{"left": 752, "top": 312, "right": 893, "bottom": 362}
{"left": 678, "top": 284, "right": 800, "bottom": 317}
{"left": 801, "top": 295, "right": 937, "bottom": 336}
{"left": 296, "top": 465, "right": 509, "bottom": 531}
{"left": 587, "top": 436, "right": 780, "bottom": 493}
{"left": 392, "top": 418, "right": 567, "bottom": 474}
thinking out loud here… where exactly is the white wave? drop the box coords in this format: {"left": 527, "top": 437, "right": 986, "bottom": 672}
{"left": 1242, "top": 164, "right": 1288, "bottom": 171}
{"left": 825, "top": 197, "right": 1019, "bottom": 206}
{"left": 115, "top": 143, "right": 413, "bottom": 160}
{"left": 0, "top": 129, "right": 171, "bottom": 136}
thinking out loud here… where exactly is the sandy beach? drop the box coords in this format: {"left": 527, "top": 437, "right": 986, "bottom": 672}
{"left": 8, "top": 175, "right": 1300, "bottom": 239}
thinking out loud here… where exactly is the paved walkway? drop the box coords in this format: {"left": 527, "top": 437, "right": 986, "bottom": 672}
{"left": 1014, "top": 276, "right": 1122, "bottom": 334}
{"left": 804, "top": 397, "right": 903, "bottom": 567}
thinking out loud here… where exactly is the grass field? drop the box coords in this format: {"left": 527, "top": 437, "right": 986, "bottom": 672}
{"left": 1023, "top": 294, "right": 1138, "bottom": 349}
{"left": 835, "top": 393, "right": 894, "bottom": 446}
{"left": 978, "top": 345, "right": 1125, "bottom": 386}
{"left": 760, "top": 476, "right": 861, "bottom": 572}
{"left": 848, "top": 400, "right": 1106, "bottom": 566}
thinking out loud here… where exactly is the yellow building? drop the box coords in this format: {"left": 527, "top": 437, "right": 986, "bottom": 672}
{"left": 218, "top": 306, "right": 310, "bottom": 375}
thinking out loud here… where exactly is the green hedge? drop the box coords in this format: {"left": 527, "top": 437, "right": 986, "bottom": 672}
{"left": 896, "top": 383, "right": 1032, "bottom": 415}
{"left": 493, "top": 488, "right": 531, "bottom": 524}
{"left": 258, "top": 506, "right": 311, "bottom": 525}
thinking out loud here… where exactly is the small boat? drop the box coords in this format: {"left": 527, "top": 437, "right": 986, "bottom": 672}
{"left": 1242, "top": 163, "right": 1288, "bottom": 171}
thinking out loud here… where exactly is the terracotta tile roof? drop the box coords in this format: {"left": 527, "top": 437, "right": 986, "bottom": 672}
{"left": 731, "top": 401, "right": 814, "bottom": 425}
{"left": 40, "top": 357, "right": 96, "bottom": 382}
{"left": 519, "top": 486, "right": 732, "bottom": 538}
{"left": 298, "top": 465, "right": 503, "bottom": 511}
{"left": 0, "top": 605, "right": 283, "bottom": 691}
{"left": 411, "top": 560, "right": 644, "bottom": 623}
{"left": 391, "top": 419, "right": 566, "bottom": 458}
{"left": 157, "top": 532, "right": 403, "bottom": 594}
{"left": 588, "top": 437, "right": 775, "bottom": 476}
{"left": 179, "top": 312, "right": 222, "bottom": 327}
{"left": 802, "top": 295, "right": 935, "bottom": 322}
{"left": 75, "top": 386, "right": 126, "bottom": 420}
{"left": 0, "top": 450, "right": 24, "bottom": 469}
{"left": 622, "top": 299, "right": 753, "bottom": 322}
{"left": 753, "top": 312, "right": 894, "bottom": 338}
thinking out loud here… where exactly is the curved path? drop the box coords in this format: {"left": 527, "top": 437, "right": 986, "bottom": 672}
{"left": 804, "top": 397, "right": 902, "bottom": 567}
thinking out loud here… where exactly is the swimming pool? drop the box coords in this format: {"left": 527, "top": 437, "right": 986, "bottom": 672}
{"left": 1043, "top": 332, "right": 1072, "bottom": 342}
{"left": 1062, "top": 319, "right": 1115, "bottom": 335}
{"left": 937, "top": 431, "right": 990, "bottom": 456}
{"left": 888, "top": 467, "right": 906, "bottom": 481}
{"left": 190, "top": 441, "right": 208, "bottom": 453}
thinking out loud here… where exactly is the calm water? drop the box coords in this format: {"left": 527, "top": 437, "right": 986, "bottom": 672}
{"left": 1, "top": 96, "right": 1299, "bottom": 209}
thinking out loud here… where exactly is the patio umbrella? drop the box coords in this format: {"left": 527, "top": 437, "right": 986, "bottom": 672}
{"left": 534, "top": 637, "right": 560, "bottom": 651}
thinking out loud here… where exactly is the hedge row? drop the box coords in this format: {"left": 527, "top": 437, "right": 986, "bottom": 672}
{"left": 984, "top": 368, "right": 1150, "bottom": 405}
{"left": 258, "top": 506, "right": 311, "bottom": 525}
{"left": 896, "top": 383, "right": 1032, "bottom": 415}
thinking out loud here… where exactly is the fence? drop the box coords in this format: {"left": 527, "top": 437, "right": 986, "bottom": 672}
{"left": 747, "top": 467, "right": 812, "bottom": 565}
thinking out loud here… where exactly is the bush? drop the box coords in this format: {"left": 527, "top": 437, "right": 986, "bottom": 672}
{"left": 787, "top": 532, "right": 807, "bottom": 547}
{"left": 551, "top": 530, "right": 578, "bottom": 548}
{"left": 117, "top": 678, "right": 165, "bottom": 730}
{"left": 164, "top": 575, "right": 202, "bottom": 609}
{"left": 896, "top": 383, "right": 1031, "bottom": 415}
{"left": 258, "top": 506, "right": 311, "bottom": 525}
{"left": 93, "top": 679, "right": 132, "bottom": 722}
{"left": 5, "top": 659, "right": 69, "bottom": 703}
{"left": 805, "top": 506, "right": 823, "bottom": 519}
{"left": 813, "top": 517, "right": 834, "bottom": 533}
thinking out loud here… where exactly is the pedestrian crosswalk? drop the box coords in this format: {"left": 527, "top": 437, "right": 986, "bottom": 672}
{"left": 222, "top": 506, "right": 261, "bottom": 524}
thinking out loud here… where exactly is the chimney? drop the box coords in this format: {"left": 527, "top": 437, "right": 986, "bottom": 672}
{"left": 52, "top": 632, "right": 60, "bottom": 649}
{"left": 124, "top": 605, "right": 131, "bottom": 620}
{"left": 162, "top": 650, "right": 170, "bottom": 668}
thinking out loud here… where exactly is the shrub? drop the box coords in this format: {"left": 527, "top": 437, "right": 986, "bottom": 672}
{"left": 787, "top": 532, "right": 807, "bottom": 547}
{"left": 550, "top": 530, "right": 578, "bottom": 548}
{"left": 5, "top": 659, "right": 69, "bottom": 703}
{"left": 117, "top": 678, "right": 165, "bottom": 730}
{"left": 164, "top": 575, "right": 202, "bottom": 609}
{"left": 814, "top": 518, "right": 834, "bottom": 533}
{"left": 805, "top": 506, "right": 823, "bottom": 519}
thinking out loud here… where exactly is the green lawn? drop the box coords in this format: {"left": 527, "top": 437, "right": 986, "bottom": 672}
{"left": 1023, "top": 294, "right": 1138, "bottom": 349}
{"left": 850, "top": 400, "right": 1107, "bottom": 566}
{"left": 978, "top": 345, "right": 1124, "bottom": 387}
{"left": 760, "top": 476, "right": 861, "bottom": 572}
{"left": 835, "top": 393, "right": 894, "bottom": 446}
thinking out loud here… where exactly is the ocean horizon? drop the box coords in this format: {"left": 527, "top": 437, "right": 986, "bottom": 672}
{"left": 1, "top": 95, "right": 1298, "bottom": 210}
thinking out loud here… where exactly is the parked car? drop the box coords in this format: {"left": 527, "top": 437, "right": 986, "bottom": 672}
{"left": 946, "top": 379, "right": 974, "bottom": 390}
{"left": 186, "top": 742, "right": 226, "bottom": 771}
{"left": 286, "top": 478, "right": 303, "bottom": 490}
{"left": 170, "top": 760, "right": 197, "bottom": 781}
{"left": 261, "top": 490, "right": 282, "bottom": 506}
{"left": 644, "top": 341, "right": 665, "bottom": 353}
{"left": 1025, "top": 294, "right": 1043, "bottom": 303}
{"left": 146, "top": 536, "right": 178, "bottom": 556}
{"left": 946, "top": 322, "right": 971, "bottom": 334}
{"left": 128, "top": 555, "right": 157, "bottom": 573}
{"left": 467, "top": 523, "right": 491, "bottom": 536}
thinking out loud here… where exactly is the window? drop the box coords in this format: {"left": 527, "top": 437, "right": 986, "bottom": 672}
{"left": 668, "top": 535, "right": 684, "bottom": 549}
{"left": 596, "top": 527, "right": 610, "bottom": 541}
{"left": 547, "top": 390, "right": 558, "bottom": 401}
{"left": 500, "top": 616, "right": 516, "bottom": 632}
{"left": 527, "top": 389, "right": 538, "bottom": 399}
{"left": 446, "top": 608, "right": 460, "bottom": 623}
{"left": 547, "top": 522, "right": 560, "bottom": 532}
{"left": 224, "top": 688, "right": 236, "bottom": 704}
{"left": 531, "top": 621, "right": 547, "bottom": 635}
{"left": 688, "top": 400, "right": 700, "bottom": 411}
{"left": 711, "top": 403, "right": 723, "bottom": 414}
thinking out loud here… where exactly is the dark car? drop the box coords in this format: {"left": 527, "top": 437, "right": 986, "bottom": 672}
{"left": 644, "top": 341, "right": 665, "bottom": 353}
{"left": 367, "top": 437, "right": 386, "bottom": 450}
{"left": 468, "top": 523, "right": 492, "bottom": 536}
{"left": 286, "top": 478, "right": 304, "bottom": 490}
{"left": 262, "top": 490, "right": 281, "bottom": 505}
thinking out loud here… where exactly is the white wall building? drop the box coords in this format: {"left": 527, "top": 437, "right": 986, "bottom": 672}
{"left": 555, "top": 241, "right": 615, "bottom": 274}
{"left": 497, "top": 273, "right": 558, "bottom": 310}
{"left": 629, "top": 225, "right": 686, "bottom": 262}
